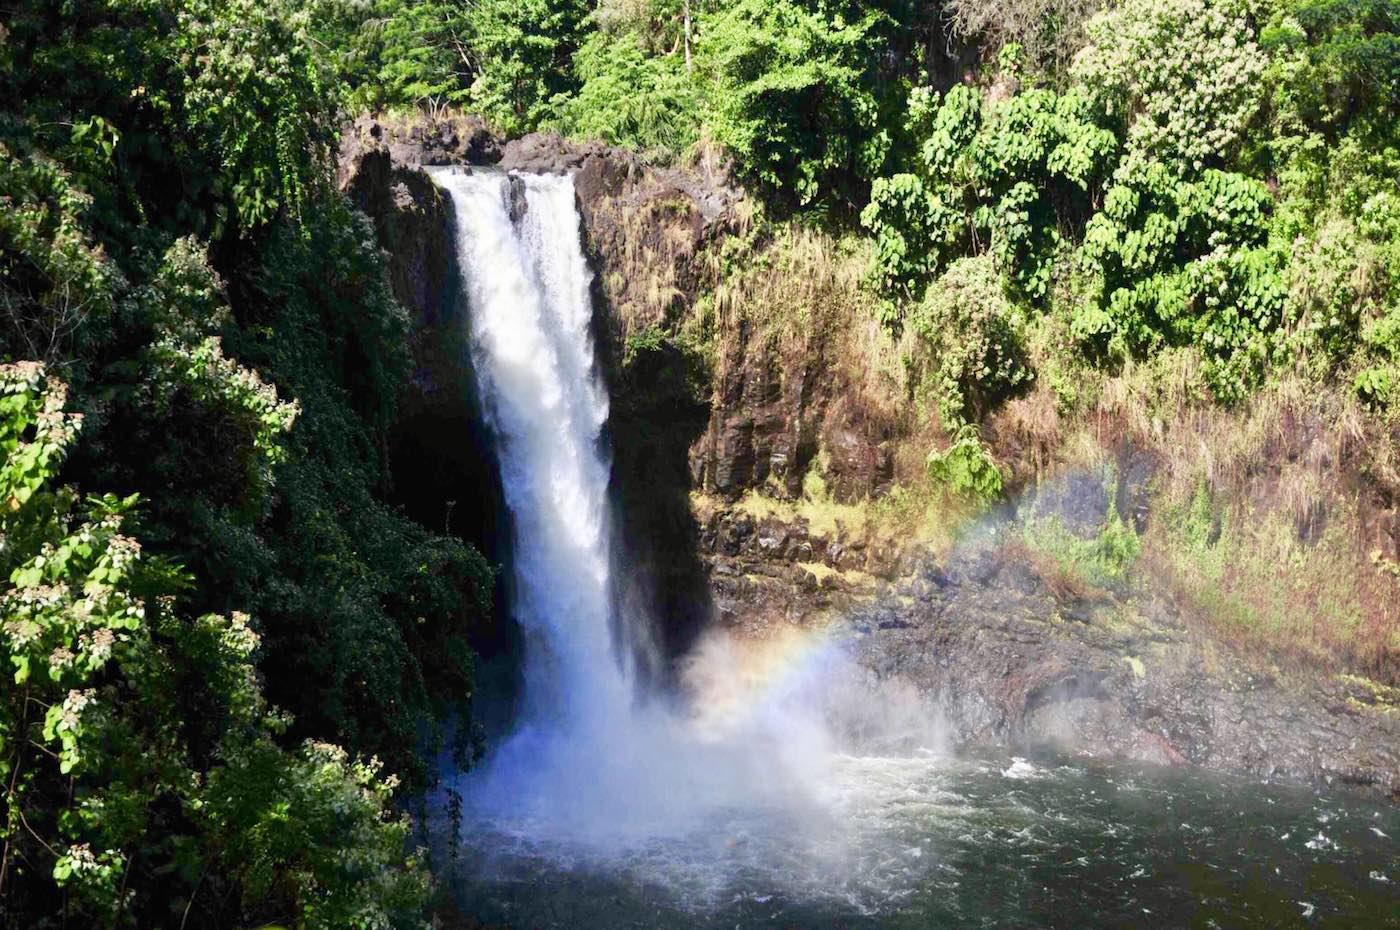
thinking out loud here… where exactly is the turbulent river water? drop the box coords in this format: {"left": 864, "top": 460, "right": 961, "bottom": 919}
{"left": 453, "top": 750, "right": 1399, "bottom": 928}
{"left": 430, "top": 168, "right": 1398, "bottom": 929}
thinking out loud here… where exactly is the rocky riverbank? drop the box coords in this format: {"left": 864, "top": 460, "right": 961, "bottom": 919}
{"left": 692, "top": 473, "right": 1400, "bottom": 796}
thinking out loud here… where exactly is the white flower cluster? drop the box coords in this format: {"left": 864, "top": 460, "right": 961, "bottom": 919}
{"left": 1, "top": 363, "right": 83, "bottom": 457}
{"left": 1074, "top": 0, "right": 1266, "bottom": 172}
{"left": 63, "top": 843, "right": 99, "bottom": 872}
{"left": 59, "top": 688, "right": 95, "bottom": 731}
{"left": 105, "top": 533, "right": 142, "bottom": 573}
{"left": 80, "top": 627, "right": 117, "bottom": 663}
{"left": 1, "top": 583, "right": 70, "bottom": 646}
{"left": 0, "top": 360, "right": 45, "bottom": 392}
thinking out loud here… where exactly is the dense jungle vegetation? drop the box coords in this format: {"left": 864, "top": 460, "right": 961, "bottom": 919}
{"left": 1, "top": 0, "right": 1397, "bottom": 926}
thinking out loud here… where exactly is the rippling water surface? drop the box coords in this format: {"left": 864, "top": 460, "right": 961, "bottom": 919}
{"left": 449, "top": 750, "right": 1398, "bottom": 929}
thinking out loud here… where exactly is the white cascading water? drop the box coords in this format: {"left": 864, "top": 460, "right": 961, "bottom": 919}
{"left": 431, "top": 168, "right": 944, "bottom": 900}
{"left": 433, "top": 168, "right": 632, "bottom": 736}
{"left": 433, "top": 168, "right": 701, "bottom": 838}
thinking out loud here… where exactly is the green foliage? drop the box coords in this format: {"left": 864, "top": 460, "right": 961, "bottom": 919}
{"left": 9, "top": 109, "right": 492, "bottom": 791}
{"left": 464, "top": 0, "right": 592, "bottom": 134}
{"left": 147, "top": 334, "right": 301, "bottom": 486}
{"left": 862, "top": 172, "right": 963, "bottom": 323}
{"left": 198, "top": 741, "right": 430, "bottom": 930}
{"left": 927, "top": 431, "right": 1005, "bottom": 501}
{"left": 342, "top": 0, "right": 590, "bottom": 130}
{"left": 178, "top": 203, "right": 495, "bottom": 785}
{"left": 1023, "top": 501, "right": 1143, "bottom": 588}
{"left": 0, "top": 366, "right": 429, "bottom": 929}
{"left": 1355, "top": 364, "right": 1396, "bottom": 407}
{"left": 0, "top": 145, "right": 115, "bottom": 362}
{"left": 856, "top": 0, "right": 1398, "bottom": 417}
{"left": 695, "top": 0, "right": 893, "bottom": 206}
{"left": 1260, "top": 0, "right": 1400, "bottom": 148}
{"left": 1, "top": 0, "right": 339, "bottom": 239}
{"left": 910, "top": 255, "right": 1032, "bottom": 424}
{"left": 1282, "top": 217, "right": 1391, "bottom": 375}
{"left": 1077, "top": 164, "right": 1286, "bottom": 401}
{"left": 623, "top": 324, "right": 673, "bottom": 365}
{"left": 1257, "top": 0, "right": 1400, "bottom": 407}
{"left": 860, "top": 84, "right": 981, "bottom": 317}
{"left": 172, "top": 0, "right": 338, "bottom": 230}
{"left": 862, "top": 82, "right": 1117, "bottom": 322}
{"left": 2, "top": 6, "right": 497, "bottom": 925}
{"left": 910, "top": 83, "right": 983, "bottom": 179}
{"left": 969, "top": 89, "right": 1118, "bottom": 299}
{"left": 558, "top": 29, "right": 701, "bottom": 152}
{"left": 373, "top": 0, "right": 475, "bottom": 106}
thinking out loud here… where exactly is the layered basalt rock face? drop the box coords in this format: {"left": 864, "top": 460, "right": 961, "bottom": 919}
{"left": 336, "top": 118, "right": 511, "bottom": 655}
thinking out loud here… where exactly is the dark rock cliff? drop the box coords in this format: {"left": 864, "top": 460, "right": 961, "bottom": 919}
{"left": 336, "top": 120, "right": 511, "bottom": 657}
{"left": 339, "top": 116, "right": 902, "bottom": 510}
{"left": 336, "top": 115, "right": 902, "bottom": 661}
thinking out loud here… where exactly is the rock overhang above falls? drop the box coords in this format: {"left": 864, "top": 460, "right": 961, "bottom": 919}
{"left": 339, "top": 114, "right": 746, "bottom": 231}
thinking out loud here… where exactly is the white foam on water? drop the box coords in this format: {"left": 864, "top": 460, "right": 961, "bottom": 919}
{"left": 1305, "top": 832, "right": 1337, "bottom": 851}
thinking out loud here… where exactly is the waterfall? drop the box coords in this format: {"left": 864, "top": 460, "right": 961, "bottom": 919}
{"left": 431, "top": 167, "right": 936, "bottom": 853}
{"left": 434, "top": 167, "right": 687, "bottom": 840}
{"left": 432, "top": 168, "right": 635, "bottom": 742}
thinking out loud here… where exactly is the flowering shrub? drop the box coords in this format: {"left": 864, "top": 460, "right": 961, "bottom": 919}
{"left": 1074, "top": 0, "right": 1268, "bottom": 171}
{"left": 0, "top": 365, "right": 428, "bottom": 928}
{"left": 147, "top": 335, "right": 300, "bottom": 475}
{"left": 910, "top": 254, "right": 1032, "bottom": 424}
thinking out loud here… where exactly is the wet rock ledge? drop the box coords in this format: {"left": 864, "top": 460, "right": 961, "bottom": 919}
{"left": 695, "top": 475, "right": 1400, "bottom": 799}
{"left": 852, "top": 541, "right": 1400, "bottom": 797}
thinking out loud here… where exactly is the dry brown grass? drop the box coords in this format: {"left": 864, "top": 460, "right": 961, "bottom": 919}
{"left": 677, "top": 205, "right": 1400, "bottom": 681}
{"left": 1000, "top": 537, "right": 1109, "bottom": 605}
{"left": 1143, "top": 518, "right": 1400, "bottom": 684}
{"left": 1014, "top": 342, "right": 1400, "bottom": 682}
{"left": 699, "top": 223, "right": 916, "bottom": 476}
{"left": 993, "top": 384, "right": 1064, "bottom": 483}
